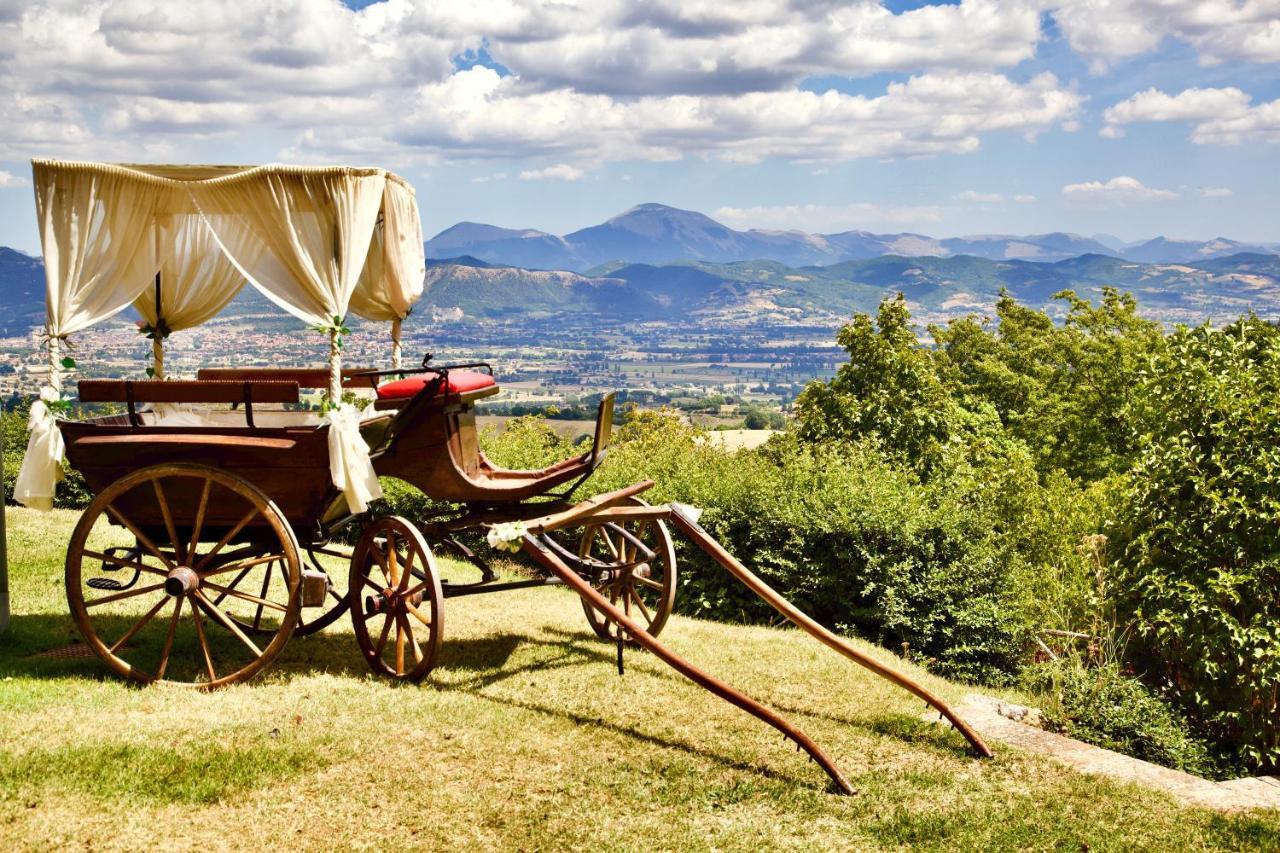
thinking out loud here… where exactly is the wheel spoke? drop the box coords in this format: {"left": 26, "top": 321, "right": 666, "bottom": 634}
{"left": 210, "top": 561, "right": 257, "bottom": 607}
{"left": 395, "top": 618, "right": 406, "bottom": 675}
{"left": 194, "top": 591, "right": 264, "bottom": 658}
{"left": 201, "top": 553, "right": 283, "bottom": 579}
{"left": 187, "top": 476, "right": 212, "bottom": 557}
{"left": 253, "top": 561, "right": 274, "bottom": 630}
{"left": 404, "top": 600, "right": 433, "bottom": 628}
{"left": 104, "top": 504, "right": 175, "bottom": 571}
{"left": 374, "top": 611, "right": 395, "bottom": 656}
{"left": 85, "top": 580, "right": 167, "bottom": 608}
{"left": 155, "top": 597, "right": 183, "bottom": 680}
{"left": 398, "top": 612, "right": 423, "bottom": 665}
{"left": 634, "top": 575, "right": 664, "bottom": 591}
{"left": 628, "top": 586, "right": 654, "bottom": 625}
{"left": 387, "top": 536, "right": 401, "bottom": 587}
{"left": 190, "top": 602, "right": 217, "bottom": 683}
{"left": 81, "top": 549, "right": 168, "bottom": 578}
{"left": 195, "top": 506, "right": 262, "bottom": 572}
{"left": 598, "top": 527, "right": 620, "bottom": 560}
{"left": 152, "top": 479, "right": 183, "bottom": 563}
{"left": 108, "top": 595, "right": 170, "bottom": 653}
{"left": 201, "top": 580, "right": 288, "bottom": 613}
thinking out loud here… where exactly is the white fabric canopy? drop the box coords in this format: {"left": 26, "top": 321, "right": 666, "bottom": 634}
{"left": 350, "top": 178, "right": 425, "bottom": 369}
{"left": 19, "top": 159, "right": 426, "bottom": 514}
{"left": 133, "top": 213, "right": 251, "bottom": 379}
{"left": 33, "top": 161, "right": 170, "bottom": 391}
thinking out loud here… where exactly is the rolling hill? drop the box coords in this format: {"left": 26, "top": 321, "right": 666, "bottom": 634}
{"left": 421, "top": 252, "right": 1280, "bottom": 325}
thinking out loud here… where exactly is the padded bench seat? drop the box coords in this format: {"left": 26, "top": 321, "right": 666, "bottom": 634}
{"left": 376, "top": 370, "right": 498, "bottom": 402}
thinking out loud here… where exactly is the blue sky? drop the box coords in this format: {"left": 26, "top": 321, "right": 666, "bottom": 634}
{"left": 1, "top": 1, "right": 1278, "bottom": 252}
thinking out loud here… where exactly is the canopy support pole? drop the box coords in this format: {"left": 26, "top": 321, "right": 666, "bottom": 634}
{"left": 47, "top": 335, "right": 62, "bottom": 393}
{"left": 328, "top": 328, "right": 342, "bottom": 405}
{"left": 390, "top": 317, "right": 403, "bottom": 370}
{"left": 151, "top": 271, "right": 164, "bottom": 380}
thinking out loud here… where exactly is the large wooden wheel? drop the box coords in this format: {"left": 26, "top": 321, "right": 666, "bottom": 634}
{"left": 349, "top": 516, "right": 443, "bottom": 682}
{"left": 576, "top": 497, "right": 677, "bottom": 643}
{"left": 65, "top": 463, "right": 301, "bottom": 688}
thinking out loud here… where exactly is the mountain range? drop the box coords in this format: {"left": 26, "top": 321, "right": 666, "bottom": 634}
{"left": 426, "top": 203, "right": 1279, "bottom": 271}
{"left": 422, "top": 251, "right": 1280, "bottom": 326}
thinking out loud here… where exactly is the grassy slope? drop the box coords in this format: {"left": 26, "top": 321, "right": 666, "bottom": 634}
{"left": 1, "top": 508, "right": 1278, "bottom": 851}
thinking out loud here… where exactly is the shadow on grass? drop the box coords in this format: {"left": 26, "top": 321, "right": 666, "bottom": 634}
{"left": 1, "top": 610, "right": 972, "bottom": 772}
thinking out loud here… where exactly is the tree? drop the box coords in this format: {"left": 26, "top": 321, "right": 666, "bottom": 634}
{"left": 932, "top": 288, "right": 1164, "bottom": 481}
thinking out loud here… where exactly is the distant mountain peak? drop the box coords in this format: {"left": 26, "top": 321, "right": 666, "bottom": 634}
{"left": 423, "top": 202, "right": 1278, "bottom": 271}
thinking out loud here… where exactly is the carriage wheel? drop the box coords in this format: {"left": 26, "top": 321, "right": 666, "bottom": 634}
{"left": 215, "top": 544, "right": 350, "bottom": 638}
{"left": 65, "top": 463, "right": 301, "bottom": 688}
{"left": 577, "top": 497, "right": 677, "bottom": 643}
{"left": 349, "top": 516, "right": 443, "bottom": 682}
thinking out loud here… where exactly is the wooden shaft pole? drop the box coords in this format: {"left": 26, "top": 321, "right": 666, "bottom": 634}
{"left": 522, "top": 534, "right": 856, "bottom": 795}
{"left": 665, "top": 505, "right": 993, "bottom": 758}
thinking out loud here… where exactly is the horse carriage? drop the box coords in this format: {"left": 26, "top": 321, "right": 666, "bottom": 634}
{"left": 15, "top": 159, "right": 989, "bottom": 794}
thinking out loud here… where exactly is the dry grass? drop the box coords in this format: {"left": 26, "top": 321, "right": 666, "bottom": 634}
{"left": 1, "top": 506, "right": 1278, "bottom": 851}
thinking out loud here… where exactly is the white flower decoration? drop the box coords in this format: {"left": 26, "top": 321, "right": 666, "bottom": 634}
{"left": 486, "top": 521, "right": 529, "bottom": 553}
{"left": 38, "top": 385, "right": 61, "bottom": 404}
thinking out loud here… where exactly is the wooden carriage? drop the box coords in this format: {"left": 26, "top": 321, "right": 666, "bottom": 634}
{"left": 20, "top": 159, "right": 990, "bottom": 795}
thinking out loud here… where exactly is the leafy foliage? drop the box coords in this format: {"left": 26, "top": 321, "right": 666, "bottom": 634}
{"left": 1114, "top": 317, "right": 1280, "bottom": 770}
{"left": 932, "top": 288, "right": 1164, "bottom": 481}
{"left": 1027, "top": 657, "right": 1215, "bottom": 776}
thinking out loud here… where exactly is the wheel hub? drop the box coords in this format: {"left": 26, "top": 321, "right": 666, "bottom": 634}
{"left": 164, "top": 565, "right": 200, "bottom": 597}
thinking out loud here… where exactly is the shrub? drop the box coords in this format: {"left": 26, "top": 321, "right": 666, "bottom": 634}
{"left": 576, "top": 410, "right": 1039, "bottom": 682}
{"left": 1115, "top": 318, "right": 1280, "bottom": 770}
{"left": 1026, "top": 657, "right": 1216, "bottom": 777}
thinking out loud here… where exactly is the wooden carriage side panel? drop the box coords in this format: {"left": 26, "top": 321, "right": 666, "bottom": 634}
{"left": 61, "top": 424, "right": 337, "bottom": 533}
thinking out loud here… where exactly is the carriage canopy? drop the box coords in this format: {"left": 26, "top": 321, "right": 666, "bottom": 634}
{"left": 16, "top": 159, "right": 428, "bottom": 512}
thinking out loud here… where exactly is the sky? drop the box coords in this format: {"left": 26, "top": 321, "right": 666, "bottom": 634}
{"left": 0, "top": 0, "right": 1278, "bottom": 254}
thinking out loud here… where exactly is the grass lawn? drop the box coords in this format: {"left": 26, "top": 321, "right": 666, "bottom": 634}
{"left": 2, "top": 506, "right": 1279, "bottom": 851}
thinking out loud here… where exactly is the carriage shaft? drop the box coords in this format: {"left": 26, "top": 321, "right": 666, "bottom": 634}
{"left": 522, "top": 533, "right": 857, "bottom": 796}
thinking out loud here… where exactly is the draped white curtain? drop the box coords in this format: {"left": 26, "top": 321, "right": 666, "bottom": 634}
{"left": 349, "top": 178, "right": 425, "bottom": 369}
{"left": 33, "top": 161, "right": 168, "bottom": 391}
{"left": 188, "top": 167, "right": 387, "bottom": 513}
{"left": 132, "top": 213, "right": 250, "bottom": 379}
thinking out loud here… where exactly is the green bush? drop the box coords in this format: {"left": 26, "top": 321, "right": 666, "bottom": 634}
{"left": 562, "top": 410, "right": 1042, "bottom": 682}
{"left": 1027, "top": 657, "right": 1215, "bottom": 777}
{"left": 1115, "top": 318, "right": 1280, "bottom": 770}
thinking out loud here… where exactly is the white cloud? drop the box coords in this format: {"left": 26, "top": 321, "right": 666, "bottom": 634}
{"left": 955, "top": 190, "right": 1004, "bottom": 202}
{"left": 714, "top": 202, "right": 942, "bottom": 232}
{"left": 0, "top": 169, "right": 28, "bottom": 187}
{"left": 518, "top": 163, "right": 585, "bottom": 181}
{"left": 1104, "top": 87, "right": 1252, "bottom": 124}
{"left": 1199, "top": 186, "right": 1234, "bottom": 197}
{"left": 1101, "top": 86, "right": 1280, "bottom": 145}
{"left": 378, "top": 67, "right": 1082, "bottom": 166}
{"left": 1051, "top": 1, "right": 1280, "bottom": 67}
{"left": 1013, "top": 193, "right": 1036, "bottom": 202}
{"left": 1061, "top": 175, "right": 1179, "bottom": 203}
{"left": 0, "top": 1, "right": 1079, "bottom": 167}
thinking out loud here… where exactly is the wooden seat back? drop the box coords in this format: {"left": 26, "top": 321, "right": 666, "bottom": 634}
{"left": 77, "top": 379, "right": 300, "bottom": 428}
{"left": 589, "top": 392, "right": 616, "bottom": 466}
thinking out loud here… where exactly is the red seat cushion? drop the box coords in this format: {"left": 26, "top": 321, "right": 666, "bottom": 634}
{"left": 376, "top": 370, "right": 496, "bottom": 401}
